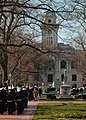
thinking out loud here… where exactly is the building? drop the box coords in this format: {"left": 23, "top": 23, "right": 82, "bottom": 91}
{"left": 28, "top": 11, "right": 86, "bottom": 90}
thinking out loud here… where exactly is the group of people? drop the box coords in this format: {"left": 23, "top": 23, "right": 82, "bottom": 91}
{"left": 0, "top": 86, "right": 28, "bottom": 115}
{"left": 0, "top": 85, "right": 42, "bottom": 115}
{"left": 71, "top": 87, "right": 85, "bottom": 95}
{"left": 28, "top": 86, "right": 42, "bottom": 101}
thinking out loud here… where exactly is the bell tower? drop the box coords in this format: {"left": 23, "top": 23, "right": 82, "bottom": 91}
{"left": 41, "top": 11, "right": 59, "bottom": 47}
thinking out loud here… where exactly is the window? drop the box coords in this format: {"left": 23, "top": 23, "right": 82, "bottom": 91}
{"left": 72, "top": 74, "right": 77, "bottom": 81}
{"left": 48, "top": 74, "right": 53, "bottom": 82}
{"left": 51, "top": 37, "right": 53, "bottom": 44}
{"left": 47, "top": 37, "right": 53, "bottom": 45}
{"left": 61, "top": 60, "right": 66, "bottom": 69}
{"left": 61, "top": 74, "right": 64, "bottom": 82}
{"left": 51, "top": 40, "right": 53, "bottom": 44}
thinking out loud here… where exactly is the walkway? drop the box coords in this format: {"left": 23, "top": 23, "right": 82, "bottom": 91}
{"left": 0, "top": 101, "right": 38, "bottom": 120}
{"left": 0, "top": 100, "right": 86, "bottom": 120}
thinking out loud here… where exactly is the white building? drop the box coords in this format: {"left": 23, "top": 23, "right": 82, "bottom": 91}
{"left": 28, "top": 11, "right": 86, "bottom": 90}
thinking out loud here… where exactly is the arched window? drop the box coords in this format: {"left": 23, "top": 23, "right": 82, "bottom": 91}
{"left": 60, "top": 60, "right": 66, "bottom": 69}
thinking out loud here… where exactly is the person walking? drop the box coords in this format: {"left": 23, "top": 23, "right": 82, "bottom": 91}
{"left": 33, "top": 87, "right": 38, "bottom": 101}
{"left": 7, "top": 88, "right": 16, "bottom": 115}
{"left": 15, "top": 88, "right": 24, "bottom": 115}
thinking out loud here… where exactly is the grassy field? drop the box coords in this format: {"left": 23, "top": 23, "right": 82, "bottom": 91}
{"left": 34, "top": 103, "right": 86, "bottom": 120}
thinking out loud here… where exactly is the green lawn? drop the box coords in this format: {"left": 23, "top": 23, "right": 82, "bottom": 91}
{"left": 34, "top": 103, "right": 86, "bottom": 120}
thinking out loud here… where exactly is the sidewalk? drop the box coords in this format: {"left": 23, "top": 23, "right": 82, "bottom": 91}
{"left": 0, "top": 101, "right": 38, "bottom": 120}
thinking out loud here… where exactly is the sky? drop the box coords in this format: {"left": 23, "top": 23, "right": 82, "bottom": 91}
{"left": 24, "top": 0, "right": 84, "bottom": 47}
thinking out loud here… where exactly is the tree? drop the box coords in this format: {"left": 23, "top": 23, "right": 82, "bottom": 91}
{"left": 0, "top": 0, "right": 42, "bottom": 87}
{"left": 67, "top": 0, "right": 86, "bottom": 80}
{"left": 72, "top": 32, "right": 86, "bottom": 80}
{"left": 0, "top": 0, "right": 85, "bottom": 87}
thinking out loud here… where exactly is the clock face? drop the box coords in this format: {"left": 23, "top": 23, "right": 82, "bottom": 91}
{"left": 48, "top": 30, "right": 52, "bottom": 34}
{"left": 48, "top": 19, "right": 51, "bottom": 23}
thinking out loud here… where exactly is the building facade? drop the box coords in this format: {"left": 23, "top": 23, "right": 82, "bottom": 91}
{"left": 28, "top": 11, "right": 86, "bottom": 90}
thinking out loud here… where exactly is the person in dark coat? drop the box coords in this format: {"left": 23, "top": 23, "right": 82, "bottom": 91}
{"left": 0, "top": 88, "right": 4, "bottom": 114}
{"left": 0, "top": 88, "right": 7, "bottom": 114}
{"left": 39, "top": 87, "right": 42, "bottom": 97}
{"left": 22, "top": 87, "right": 28, "bottom": 108}
{"left": 28, "top": 87, "right": 34, "bottom": 101}
{"left": 7, "top": 88, "right": 16, "bottom": 115}
{"left": 15, "top": 88, "right": 24, "bottom": 115}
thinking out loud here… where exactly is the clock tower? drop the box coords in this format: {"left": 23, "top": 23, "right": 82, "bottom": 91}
{"left": 41, "top": 11, "right": 59, "bottom": 47}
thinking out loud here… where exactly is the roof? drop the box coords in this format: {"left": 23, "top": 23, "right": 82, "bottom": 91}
{"left": 58, "top": 43, "right": 75, "bottom": 50}
{"left": 43, "top": 11, "right": 56, "bottom": 17}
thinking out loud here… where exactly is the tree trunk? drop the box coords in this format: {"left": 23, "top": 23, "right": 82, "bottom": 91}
{"left": 0, "top": 50, "right": 8, "bottom": 88}
{"left": 3, "top": 65, "right": 8, "bottom": 88}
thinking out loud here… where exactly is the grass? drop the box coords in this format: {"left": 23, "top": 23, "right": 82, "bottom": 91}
{"left": 33, "top": 103, "right": 86, "bottom": 120}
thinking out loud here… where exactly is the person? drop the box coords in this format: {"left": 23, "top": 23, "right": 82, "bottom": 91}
{"left": 15, "top": 88, "right": 24, "bottom": 115}
{"left": 7, "top": 88, "right": 16, "bottom": 115}
{"left": 80, "top": 88, "right": 83, "bottom": 93}
{"left": 39, "top": 87, "right": 42, "bottom": 97}
{"left": 22, "top": 87, "right": 28, "bottom": 108}
{"left": 2, "top": 88, "right": 7, "bottom": 113}
{"left": 28, "top": 86, "right": 34, "bottom": 101}
{"left": 32, "top": 87, "right": 38, "bottom": 101}
{"left": 0, "top": 88, "right": 7, "bottom": 114}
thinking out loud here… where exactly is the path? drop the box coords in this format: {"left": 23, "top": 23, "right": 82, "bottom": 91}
{"left": 0, "top": 101, "right": 38, "bottom": 120}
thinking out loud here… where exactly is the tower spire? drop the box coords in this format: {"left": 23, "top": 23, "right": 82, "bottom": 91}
{"left": 41, "top": 11, "right": 59, "bottom": 47}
